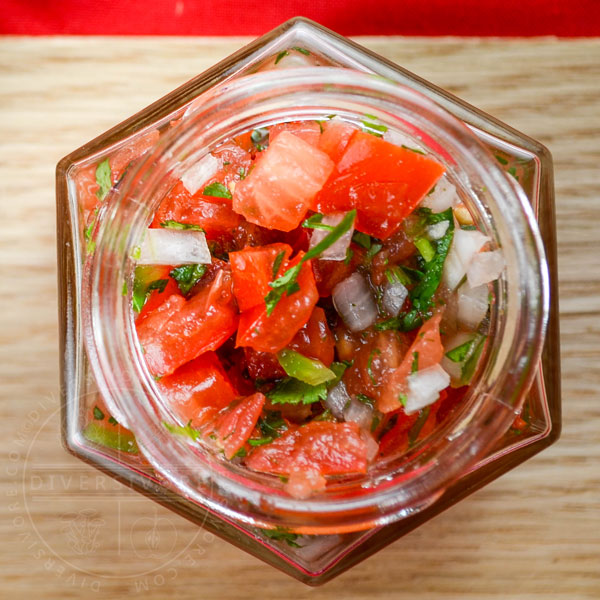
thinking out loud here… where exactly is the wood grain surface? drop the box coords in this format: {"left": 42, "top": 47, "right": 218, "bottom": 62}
{"left": 1, "top": 36, "right": 599, "bottom": 599}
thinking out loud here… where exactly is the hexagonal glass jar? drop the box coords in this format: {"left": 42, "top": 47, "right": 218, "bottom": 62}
{"left": 56, "top": 17, "right": 560, "bottom": 585}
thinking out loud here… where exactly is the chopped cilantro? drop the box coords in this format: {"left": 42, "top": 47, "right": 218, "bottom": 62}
{"left": 367, "top": 348, "right": 381, "bottom": 385}
{"left": 361, "top": 119, "right": 388, "bottom": 138}
{"left": 170, "top": 264, "right": 207, "bottom": 295}
{"left": 266, "top": 377, "right": 328, "bottom": 405}
{"left": 275, "top": 50, "right": 289, "bottom": 64}
{"left": 234, "top": 446, "right": 247, "bottom": 458}
{"left": 385, "top": 265, "right": 412, "bottom": 286}
{"left": 272, "top": 250, "right": 286, "bottom": 279}
{"left": 495, "top": 154, "right": 509, "bottom": 165}
{"left": 163, "top": 420, "right": 201, "bottom": 441}
{"left": 293, "top": 46, "right": 311, "bottom": 55}
{"left": 461, "top": 335, "right": 486, "bottom": 383}
{"left": 508, "top": 166, "right": 519, "bottom": 181}
{"left": 408, "top": 407, "right": 431, "bottom": 447}
{"left": 95, "top": 159, "right": 112, "bottom": 201}
{"left": 202, "top": 181, "right": 232, "bottom": 199}
{"left": 108, "top": 416, "right": 119, "bottom": 426}
{"left": 398, "top": 393, "right": 407, "bottom": 407}
{"left": 258, "top": 411, "right": 288, "bottom": 439}
{"left": 365, "top": 242, "right": 383, "bottom": 262}
{"left": 411, "top": 351, "right": 419, "bottom": 374}
{"left": 238, "top": 167, "right": 247, "bottom": 180}
{"left": 160, "top": 220, "right": 204, "bottom": 231}
{"left": 261, "top": 527, "right": 302, "bottom": 548}
{"left": 344, "top": 247, "right": 354, "bottom": 265}
{"left": 93, "top": 406, "right": 105, "bottom": 420}
{"left": 248, "top": 437, "right": 272, "bottom": 447}
{"left": 122, "top": 280, "right": 128, "bottom": 296}
{"left": 265, "top": 210, "right": 356, "bottom": 315}
{"left": 251, "top": 127, "right": 269, "bottom": 150}
{"left": 370, "top": 415, "right": 381, "bottom": 432}
{"left": 445, "top": 338, "right": 476, "bottom": 363}
{"left": 356, "top": 393, "right": 374, "bottom": 408}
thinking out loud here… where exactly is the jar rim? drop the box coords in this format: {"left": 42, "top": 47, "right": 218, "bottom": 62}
{"left": 83, "top": 67, "right": 549, "bottom": 533}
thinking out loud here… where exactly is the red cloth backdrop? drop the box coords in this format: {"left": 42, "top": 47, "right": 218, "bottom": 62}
{"left": 3, "top": 0, "right": 600, "bottom": 36}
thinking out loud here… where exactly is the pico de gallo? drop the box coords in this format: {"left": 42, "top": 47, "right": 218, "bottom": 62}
{"left": 79, "top": 115, "right": 506, "bottom": 499}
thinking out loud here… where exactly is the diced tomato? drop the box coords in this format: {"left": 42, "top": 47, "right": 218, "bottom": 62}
{"left": 233, "top": 131, "right": 335, "bottom": 231}
{"left": 158, "top": 352, "right": 238, "bottom": 427}
{"left": 151, "top": 181, "right": 240, "bottom": 238}
{"left": 229, "top": 243, "right": 292, "bottom": 312}
{"left": 288, "top": 306, "right": 335, "bottom": 366}
{"left": 269, "top": 121, "right": 322, "bottom": 146}
{"left": 244, "top": 348, "right": 286, "bottom": 380}
{"left": 136, "top": 277, "right": 181, "bottom": 326}
{"left": 436, "top": 386, "right": 469, "bottom": 424}
{"left": 236, "top": 252, "right": 318, "bottom": 353}
{"left": 284, "top": 468, "right": 327, "bottom": 499}
{"left": 76, "top": 164, "right": 100, "bottom": 214}
{"left": 211, "top": 142, "right": 253, "bottom": 189}
{"left": 314, "top": 131, "right": 445, "bottom": 239}
{"left": 318, "top": 120, "right": 357, "bottom": 163}
{"left": 344, "top": 329, "right": 410, "bottom": 402}
{"left": 245, "top": 421, "right": 368, "bottom": 476}
{"left": 111, "top": 129, "right": 160, "bottom": 182}
{"left": 378, "top": 313, "right": 444, "bottom": 413}
{"left": 212, "top": 392, "right": 266, "bottom": 459}
{"left": 136, "top": 268, "right": 239, "bottom": 377}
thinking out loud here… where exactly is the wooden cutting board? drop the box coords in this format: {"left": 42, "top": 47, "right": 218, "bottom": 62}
{"left": 0, "top": 36, "right": 598, "bottom": 599}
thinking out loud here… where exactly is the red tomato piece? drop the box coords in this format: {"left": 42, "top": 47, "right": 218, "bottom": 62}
{"left": 314, "top": 131, "right": 445, "bottom": 239}
{"left": 76, "top": 164, "right": 100, "bottom": 214}
{"left": 378, "top": 313, "right": 444, "bottom": 413}
{"left": 136, "top": 277, "right": 181, "bottom": 327}
{"left": 269, "top": 121, "right": 322, "bottom": 146}
{"left": 233, "top": 131, "right": 335, "bottom": 231}
{"left": 158, "top": 352, "right": 238, "bottom": 427}
{"left": 244, "top": 348, "right": 286, "bottom": 380}
{"left": 378, "top": 411, "right": 419, "bottom": 457}
{"left": 229, "top": 243, "right": 292, "bottom": 312}
{"left": 212, "top": 392, "right": 266, "bottom": 459}
{"left": 151, "top": 181, "right": 241, "bottom": 238}
{"left": 312, "top": 246, "right": 365, "bottom": 297}
{"left": 236, "top": 253, "right": 318, "bottom": 353}
{"left": 318, "top": 120, "right": 357, "bottom": 163}
{"left": 288, "top": 306, "right": 335, "bottom": 366}
{"left": 245, "top": 421, "right": 368, "bottom": 476}
{"left": 136, "top": 268, "right": 239, "bottom": 377}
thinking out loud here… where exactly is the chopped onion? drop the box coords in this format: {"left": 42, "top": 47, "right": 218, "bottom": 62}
{"left": 457, "top": 281, "right": 489, "bottom": 329}
{"left": 466, "top": 250, "right": 506, "bottom": 288}
{"left": 359, "top": 430, "right": 379, "bottom": 462}
{"left": 181, "top": 153, "right": 220, "bottom": 195}
{"left": 309, "top": 212, "right": 354, "bottom": 261}
{"left": 325, "top": 381, "right": 351, "bottom": 419}
{"left": 405, "top": 364, "right": 451, "bottom": 415}
{"left": 343, "top": 397, "right": 373, "bottom": 430}
{"left": 421, "top": 177, "right": 458, "bottom": 213}
{"left": 441, "top": 331, "right": 477, "bottom": 384}
{"left": 332, "top": 273, "right": 378, "bottom": 332}
{"left": 426, "top": 220, "right": 450, "bottom": 241}
{"left": 383, "top": 129, "right": 419, "bottom": 148}
{"left": 137, "top": 229, "right": 211, "bottom": 266}
{"left": 443, "top": 228, "right": 489, "bottom": 290}
{"left": 383, "top": 281, "right": 408, "bottom": 317}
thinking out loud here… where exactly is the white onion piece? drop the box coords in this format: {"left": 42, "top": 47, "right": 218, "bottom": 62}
{"left": 466, "top": 250, "right": 506, "bottom": 288}
{"left": 457, "top": 282, "right": 489, "bottom": 329}
{"left": 405, "top": 364, "right": 451, "bottom": 415}
{"left": 443, "top": 228, "right": 489, "bottom": 290}
{"left": 137, "top": 229, "right": 211, "bottom": 266}
{"left": 359, "top": 430, "right": 379, "bottom": 462}
{"left": 441, "top": 331, "right": 476, "bottom": 383}
{"left": 181, "top": 153, "right": 220, "bottom": 195}
{"left": 309, "top": 213, "right": 354, "bottom": 260}
{"left": 343, "top": 397, "right": 373, "bottom": 430}
{"left": 383, "top": 129, "right": 418, "bottom": 148}
{"left": 332, "top": 273, "right": 378, "bottom": 332}
{"left": 454, "top": 229, "right": 489, "bottom": 268}
{"left": 325, "top": 381, "right": 350, "bottom": 420}
{"left": 383, "top": 281, "right": 408, "bottom": 317}
{"left": 421, "top": 177, "right": 458, "bottom": 213}
{"left": 426, "top": 220, "right": 450, "bottom": 241}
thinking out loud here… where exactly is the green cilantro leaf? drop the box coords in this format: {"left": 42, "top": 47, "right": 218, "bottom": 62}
{"left": 292, "top": 46, "right": 310, "bottom": 55}
{"left": 266, "top": 378, "right": 328, "bottom": 405}
{"left": 170, "top": 264, "right": 207, "bottom": 295}
{"left": 272, "top": 250, "right": 286, "bottom": 279}
{"left": 352, "top": 231, "right": 372, "bottom": 249}
{"left": 401, "top": 144, "right": 426, "bottom": 155}
{"left": 261, "top": 527, "right": 302, "bottom": 548}
{"left": 95, "top": 159, "right": 112, "bottom": 201}
{"left": 275, "top": 50, "right": 289, "bottom": 64}
{"left": 445, "top": 338, "right": 476, "bottom": 363}
{"left": 408, "top": 406, "right": 431, "bottom": 447}
{"left": 265, "top": 210, "right": 356, "bottom": 315}
{"left": 93, "top": 406, "right": 105, "bottom": 420}
{"left": 163, "top": 420, "right": 201, "bottom": 441}
{"left": 258, "top": 411, "right": 288, "bottom": 439}
{"left": 202, "top": 181, "right": 232, "bottom": 200}
{"left": 160, "top": 220, "right": 204, "bottom": 231}
{"left": 411, "top": 351, "right": 419, "bottom": 374}
{"left": 367, "top": 348, "right": 381, "bottom": 385}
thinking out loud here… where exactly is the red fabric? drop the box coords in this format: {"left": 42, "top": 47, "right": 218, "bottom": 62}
{"left": 3, "top": 1, "right": 600, "bottom": 36}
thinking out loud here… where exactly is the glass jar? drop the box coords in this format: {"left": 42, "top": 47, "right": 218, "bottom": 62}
{"left": 56, "top": 17, "right": 560, "bottom": 584}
